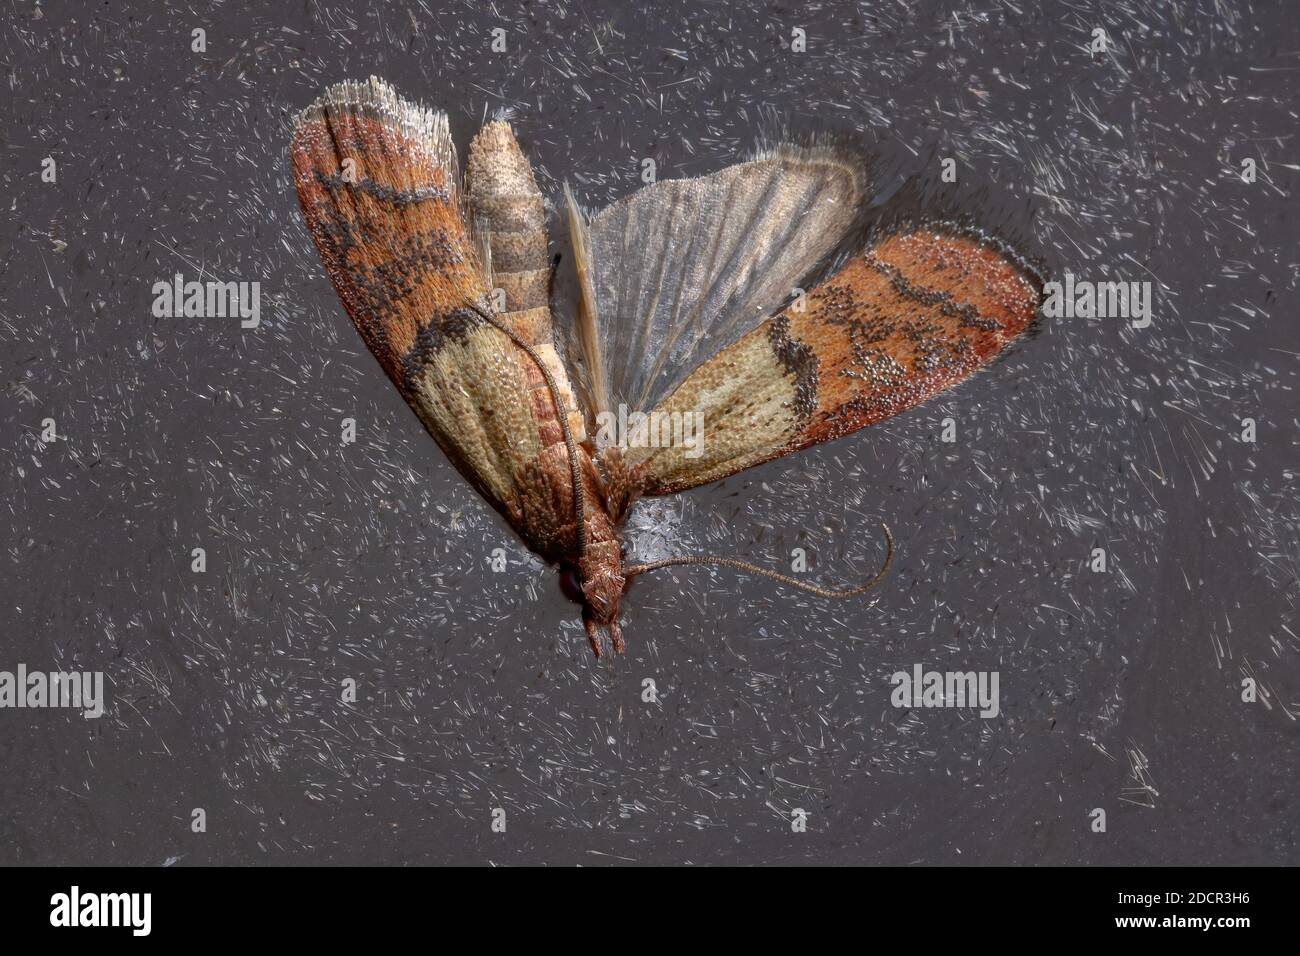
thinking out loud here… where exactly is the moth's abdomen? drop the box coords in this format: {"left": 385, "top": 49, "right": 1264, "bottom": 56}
{"left": 467, "top": 121, "right": 585, "bottom": 441}
{"left": 467, "top": 124, "right": 549, "bottom": 317}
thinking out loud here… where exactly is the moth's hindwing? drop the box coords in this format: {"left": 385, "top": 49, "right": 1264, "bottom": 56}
{"left": 290, "top": 78, "right": 588, "bottom": 561}
{"left": 571, "top": 144, "right": 869, "bottom": 417}
{"left": 632, "top": 223, "right": 1044, "bottom": 495}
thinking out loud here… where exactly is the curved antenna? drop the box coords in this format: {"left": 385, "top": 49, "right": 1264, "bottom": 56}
{"left": 625, "top": 523, "right": 894, "bottom": 599}
{"left": 466, "top": 302, "right": 588, "bottom": 565}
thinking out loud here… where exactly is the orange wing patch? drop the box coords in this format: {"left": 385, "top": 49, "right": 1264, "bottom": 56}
{"left": 789, "top": 225, "right": 1042, "bottom": 449}
{"left": 291, "top": 102, "right": 487, "bottom": 386}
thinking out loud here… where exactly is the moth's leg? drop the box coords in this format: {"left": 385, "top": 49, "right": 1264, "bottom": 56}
{"left": 607, "top": 618, "right": 626, "bottom": 654}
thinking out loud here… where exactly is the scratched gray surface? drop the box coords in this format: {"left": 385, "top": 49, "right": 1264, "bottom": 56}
{"left": 1, "top": 0, "right": 1296, "bottom": 866}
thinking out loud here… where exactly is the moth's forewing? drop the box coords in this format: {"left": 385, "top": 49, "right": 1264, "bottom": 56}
{"left": 290, "top": 79, "right": 591, "bottom": 562}
{"left": 633, "top": 224, "right": 1043, "bottom": 495}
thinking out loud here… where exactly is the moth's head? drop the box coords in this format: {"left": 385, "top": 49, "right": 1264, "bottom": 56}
{"left": 561, "top": 562, "right": 628, "bottom": 657}
{"left": 559, "top": 561, "right": 626, "bottom": 622}
{"left": 580, "top": 568, "right": 625, "bottom": 624}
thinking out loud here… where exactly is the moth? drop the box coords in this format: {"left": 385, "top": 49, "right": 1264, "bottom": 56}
{"left": 290, "top": 77, "right": 1044, "bottom": 657}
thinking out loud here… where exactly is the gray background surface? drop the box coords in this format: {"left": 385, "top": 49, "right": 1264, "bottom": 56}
{"left": 1, "top": 0, "right": 1296, "bottom": 865}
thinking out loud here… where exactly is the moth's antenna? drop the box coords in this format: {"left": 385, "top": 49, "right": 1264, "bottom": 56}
{"left": 466, "top": 302, "right": 588, "bottom": 564}
{"left": 625, "top": 523, "right": 893, "bottom": 599}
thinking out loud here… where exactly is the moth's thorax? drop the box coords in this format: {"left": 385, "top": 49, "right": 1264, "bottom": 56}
{"left": 592, "top": 445, "right": 642, "bottom": 525}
